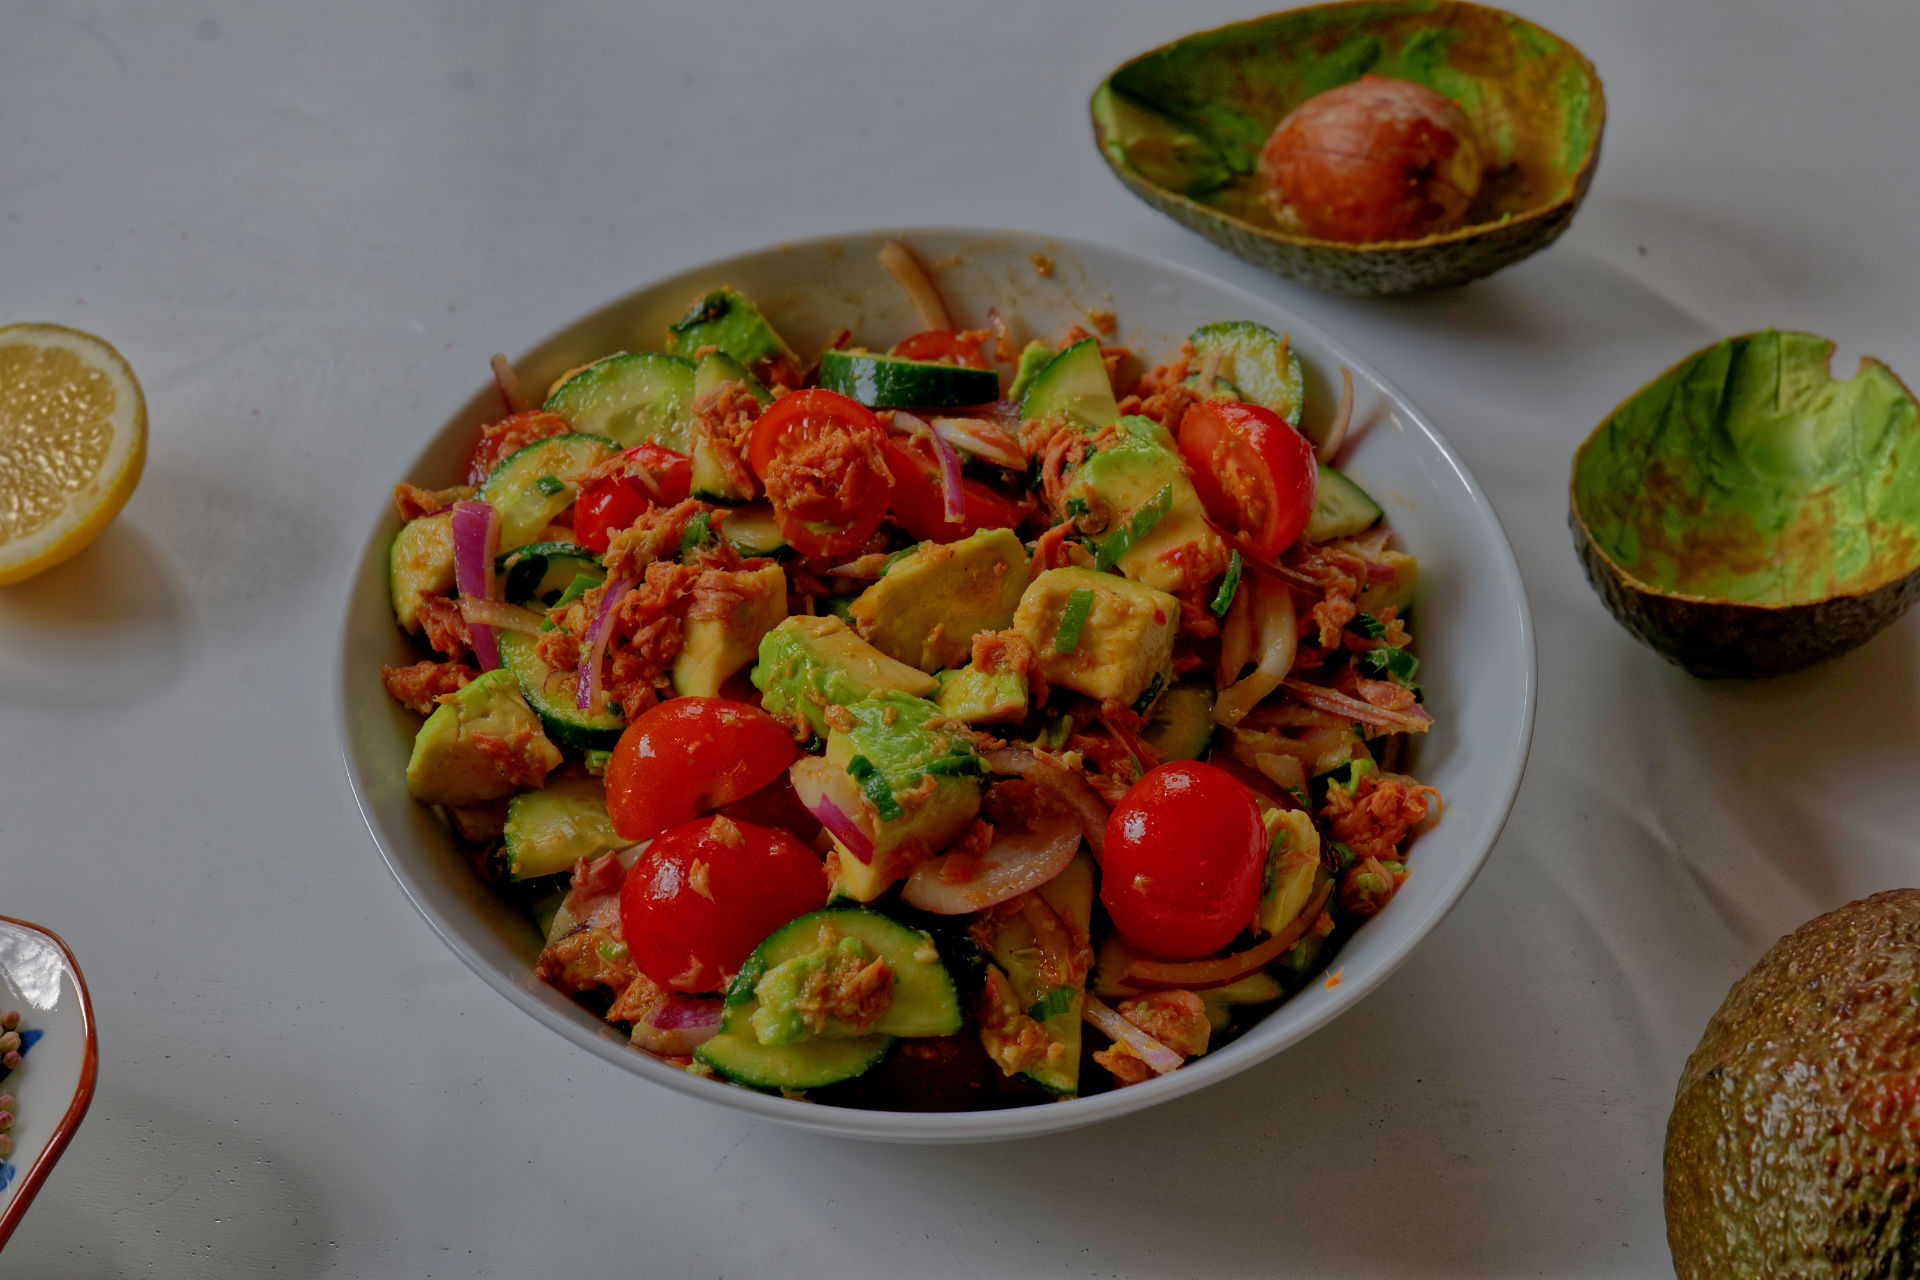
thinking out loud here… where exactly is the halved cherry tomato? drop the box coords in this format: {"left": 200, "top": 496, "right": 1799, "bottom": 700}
{"left": 747, "top": 389, "right": 893, "bottom": 559}
{"left": 891, "top": 330, "right": 990, "bottom": 370}
{"left": 881, "top": 437, "right": 1033, "bottom": 543}
{"left": 605, "top": 697, "right": 800, "bottom": 842}
{"left": 1176, "top": 400, "right": 1317, "bottom": 560}
{"left": 1100, "top": 761, "right": 1267, "bottom": 959}
{"left": 571, "top": 443, "right": 693, "bottom": 552}
{"left": 619, "top": 815, "right": 827, "bottom": 992}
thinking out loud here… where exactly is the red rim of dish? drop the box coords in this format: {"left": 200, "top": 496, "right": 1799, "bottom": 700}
{"left": 0, "top": 916, "right": 99, "bottom": 1251}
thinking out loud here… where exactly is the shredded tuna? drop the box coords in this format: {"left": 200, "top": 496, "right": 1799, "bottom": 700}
{"left": 688, "top": 382, "right": 763, "bottom": 500}
{"left": 759, "top": 420, "right": 890, "bottom": 528}
{"left": 603, "top": 499, "right": 711, "bottom": 580}
{"left": 1355, "top": 678, "right": 1417, "bottom": 712}
{"left": 1119, "top": 990, "right": 1210, "bottom": 1057}
{"left": 380, "top": 659, "right": 476, "bottom": 715}
{"left": 467, "top": 410, "right": 571, "bottom": 485}
{"left": 468, "top": 725, "right": 559, "bottom": 790}
{"left": 535, "top": 927, "right": 636, "bottom": 995}
{"left": 393, "top": 482, "right": 474, "bottom": 522}
{"left": 971, "top": 628, "right": 1035, "bottom": 677}
{"left": 1322, "top": 770, "right": 1441, "bottom": 865}
{"left": 976, "top": 966, "right": 1063, "bottom": 1077}
{"left": 416, "top": 595, "right": 473, "bottom": 661}
{"left": 789, "top": 946, "right": 895, "bottom": 1035}
{"left": 1116, "top": 342, "right": 1202, "bottom": 432}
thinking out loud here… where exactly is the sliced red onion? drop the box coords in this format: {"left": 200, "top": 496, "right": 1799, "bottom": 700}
{"left": 458, "top": 595, "right": 547, "bottom": 634}
{"left": 893, "top": 410, "right": 964, "bottom": 523}
{"left": 491, "top": 353, "right": 531, "bottom": 414}
{"left": 450, "top": 500, "right": 502, "bottom": 670}
{"left": 983, "top": 748, "right": 1108, "bottom": 859}
{"left": 1084, "top": 995, "right": 1185, "bottom": 1076}
{"left": 930, "top": 416, "right": 1026, "bottom": 469}
{"left": 1315, "top": 366, "right": 1355, "bottom": 464}
{"left": 790, "top": 757, "right": 876, "bottom": 863}
{"left": 878, "top": 239, "right": 952, "bottom": 332}
{"left": 576, "top": 576, "right": 633, "bottom": 712}
{"left": 901, "top": 819, "right": 1080, "bottom": 915}
{"left": 1281, "top": 678, "right": 1432, "bottom": 733}
{"left": 1120, "top": 881, "right": 1332, "bottom": 991}
{"left": 984, "top": 399, "right": 1022, "bottom": 427}
{"left": 629, "top": 993, "right": 722, "bottom": 1057}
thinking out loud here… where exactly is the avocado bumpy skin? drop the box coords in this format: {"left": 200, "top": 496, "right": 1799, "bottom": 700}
{"left": 1572, "top": 331, "right": 1920, "bottom": 678}
{"left": 1665, "top": 890, "right": 1920, "bottom": 1278}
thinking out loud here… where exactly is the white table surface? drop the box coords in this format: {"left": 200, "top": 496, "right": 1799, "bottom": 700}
{"left": 5, "top": 1, "right": 1917, "bottom": 1274}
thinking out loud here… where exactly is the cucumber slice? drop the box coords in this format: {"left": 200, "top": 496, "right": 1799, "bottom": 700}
{"left": 1020, "top": 338, "right": 1118, "bottom": 432}
{"left": 390, "top": 512, "right": 455, "bottom": 633}
{"left": 692, "top": 351, "right": 772, "bottom": 406}
{"left": 1304, "top": 464, "right": 1384, "bottom": 542}
{"left": 496, "top": 541, "right": 603, "bottom": 608}
{"left": 1181, "top": 373, "right": 1243, "bottom": 399}
{"left": 496, "top": 629, "right": 625, "bottom": 750}
{"left": 688, "top": 353, "right": 770, "bottom": 502}
{"left": 478, "top": 433, "right": 618, "bottom": 550}
{"left": 1189, "top": 321, "right": 1305, "bottom": 424}
{"left": 1142, "top": 681, "right": 1216, "bottom": 762}
{"left": 501, "top": 777, "right": 629, "bottom": 881}
{"left": 666, "top": 287, "right": 794, "bottom": 372}
{"left": 980, "top": 852, "right": 1094, "bottom": 1096}
{"left": 718, "top": 504, "right": 786, "bottom": 557}
{"left": 696, "top": 1010, "right": 891, "bottom": 1091}
{"left": 730, "top": 908, "right": 963, "bottom": 1039}
{"left": 817, "top": 350, "right": 1000, "bottom": 410}
{"left": 543, "top": 352, "right": 697, "bottom": 451}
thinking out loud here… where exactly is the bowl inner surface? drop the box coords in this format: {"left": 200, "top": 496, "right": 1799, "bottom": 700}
{"left": 338, "top": 227, "right": 1535, "bottom": 1141}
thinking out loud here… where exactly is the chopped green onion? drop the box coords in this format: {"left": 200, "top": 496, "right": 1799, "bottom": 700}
{"left": 1358, "top": 646, "right": 1420, "bottom": 686}
{"left": 583, "top": 748, "right": 613, "bottom": 776}
{"left": 540, "top": 572, "right": 603, "bottom": 629}
{"left": 1062, "top": 496, "right": 1089, "bottom": 520}
{"left": 846, "top": 755, "right": 902, "bottom": 821}
{"left": 1093, "top": 484, "right": 1173, "bottom": 571}
{"left": 534, "top": 474, "right": 565, "bottom": 496}
{"left": 1131, "top": 672, "right": 1165, "bottom": 714}
{"left": 1350, "top": 613, "right": 1388, "bottom": 639}
{"left": 1026, "top": 987, "right": 1075, "bottom": 1022}
{"left": 677, "top": 512, "right": 714, "bottom": 556}
{"left": 1054, "top": 587, "right": 1095, "bottom": 654}
{"left": 1211, "top": 550, "right": 1243, "bottom": 617}
{"left": 925, "top": 754, "right": 987, "bottom": 778}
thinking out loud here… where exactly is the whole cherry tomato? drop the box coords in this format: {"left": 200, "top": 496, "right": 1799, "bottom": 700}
{"left": 619, "top": 815, "right": 827, "bottom": 993}
{"left": 605, "top": 697, "right": 799, "bottom": 842}
{"left": 891, "top": 330, "right": 990, "bottom": 370}
{"left": 1177, "top": 399, "right": 1317, "bottom": 560}
{"left": 881, "top": 437, "right": 1032, "bottom": 543}
{"left": 1100, "top": 761, "right": 1267, "bottom": 959}
{"left": 747, "top": 389, "right": 893, "bottom": 559}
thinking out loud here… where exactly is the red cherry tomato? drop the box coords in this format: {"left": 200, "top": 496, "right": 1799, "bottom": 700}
{"left": 605, "top": 697, "right": 800, "bottom": 842}
{"left": 1176, "top": 400, "right": 1317, "bottom": 560}
{"left": 569, "top": 444, "right": 693, "bottom": 552}
{"left": 747, "top": 389, "right": 893, "bottom": 559}
{"left": 891, "top": 330, "right": 990, "bottom": 370}
{"left": 881, "top": 437, "right": 1033, "bottom": 543}
{"left": 619, "top": 816, "right": 827, "bottom": 993}
{"left": 622, "top": 442, "right": 694, "bottom": 506}
{"left": 1100, "top": 761, "right": 1267, "bottom": 959}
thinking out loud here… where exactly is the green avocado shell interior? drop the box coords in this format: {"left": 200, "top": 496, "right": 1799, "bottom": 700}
{"left": 1095, "top": 0, "right": 1604, "bottom": 246}
{"left": 1573, "top": 331, "right": 1920, "bottom": 607}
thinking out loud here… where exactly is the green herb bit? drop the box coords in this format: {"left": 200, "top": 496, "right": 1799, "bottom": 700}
{"left": 541, "top": 573, "right": 602, "bottom": 630}
{"left": 1093, "top": 484, "right": 1173, "bottom": 571}
{"left": 677, "top": 512, "right": 714, "bottom": 556}
{"left": 1054, "top": 587, "right": 1095, "bottom": 654}
{"left": 1063, "top": 496, "right": 1090, "bottom": 520}
{"left": 1358, "top": 646, "right": 1420, "bottom": 686}
{"left": 534, "top": 474, "right": 565, "bottom": 496}
{"left": 1211, "top": 549, "right": 1243, "bottom": 617}
{"left": 1027, "top": 987, "right": 1075, "bottom": 1022}
{"left": 847, "top": 755, "right": 903, "bottom": 821}
{"left": 1131, "top": 672, "right": 1165, "bottom": 714}
{"left": 1350, "top": 613, "right": 1388, "bottom": 639}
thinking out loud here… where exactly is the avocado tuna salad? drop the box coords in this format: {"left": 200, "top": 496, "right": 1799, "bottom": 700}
{"left": 378, "top": 240, "right": 1441, "bottom": 1109}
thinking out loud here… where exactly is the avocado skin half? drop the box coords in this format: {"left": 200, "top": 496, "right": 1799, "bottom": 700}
{"left": 1571, "top": 512, "right": 1920, "bottom": 678}
{"left": 1665, "top": 889, "right": 1920, "bottom": 1279}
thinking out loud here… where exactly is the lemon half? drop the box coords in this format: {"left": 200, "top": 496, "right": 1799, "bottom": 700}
{"left": 0, "top": 324, "right": 147, "bottom": 584}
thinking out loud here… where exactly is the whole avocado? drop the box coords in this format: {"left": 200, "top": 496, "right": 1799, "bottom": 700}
{"left": 1666, "top": 889, "right": 1920, "bottom": 1277}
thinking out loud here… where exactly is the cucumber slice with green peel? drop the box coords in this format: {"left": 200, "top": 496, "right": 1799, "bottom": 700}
{"left": 1304, "top": 464, "right": 1384, "bottom": 543}
{"left": 1142, "top": 681, "right": 1217, "bottom": 762}
{"left": 478, "top": 433, "right": 618, "bottom": 550}
{"left": 692, "top": 351, "right": 772, "bottom": 406}
{"left": 543, "top": 352, "right": 697, "bottom": 451}
{"left": 718, "top": 504, "right": 786, "bottom": 557}
{"left": 816, "top": 350, "right": 1001, "bottom": 409}
{"left": 390, "top": 512, "right": 456, "bottom": 633}
{"left": 689, "top": 353, "right": 772, "bottom": 501}
{"left": 495, "top": 541, "right": 603, "bottom": 608}
{"left": 501, "top": 777, "right": 629, "bottom": 881}
{"left": 1181, "top": 373, "right": 1243, "bottom": 399}
{"left": 496, "top": 629, "right": 625, "bottom": 750}
{"left": 1020, "top": 338, "right": 1118, "bottom": 432}
{"left": 666, "top": 287, "right": 794, "bottom": 372}
{"left": 1189, "top": 321, "right": 1305, "bottom": 424}
{"left": 729, "top": 908, "right": 963, "bottom": 1040}
{"left": 695, "top": 1010, "right": 891, "bottom": 1091}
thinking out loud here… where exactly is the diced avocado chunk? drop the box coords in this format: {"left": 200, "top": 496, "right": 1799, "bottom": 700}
{"left": 1020, "top": 338, "right": 1118, "bottom": 432}
{"left": 814, "top": 692, "right": 984, "bottom": 901}
{"left": 1014, "top": 567, "right": 1178, "bottom": 706}
{"left": 502, "top": 776, "right": 629, "bottom": 881}
{"left": 752, "top": 615, "right": 937, "bottom": 738}
{"left": 405, "top": 669, "right": 562, "bottom": 806}
{"left": 935, "top": 666, "right": 1029, "bottom": 725}
{"left": 1064, "top": 415, "right": 1226, "bottom": 595}
{"left": 1258, "top": 808, "right": 1330, "bottom": 937}
{"left": 666, "top": 287, "right": 794, "bottom": 374}
{"left": 1142, "top": 681, "right": 1215, "bottom": 760}
{"left": 848, "top": 528, "right": 1028, "bottom": 672}
{"left": 1005, "top": 340, "right": 1056, "bottom": 403}
{"left": 978, "top": 851, "right": 1095, "bottom": 1096}
{"left": 390, "top": 512, "right": 455, "bottom": 634}
{"left": 1355, "top": 548, "right": 1417, "bottom": 617}
{"left": 671, "top": 562, "right": 787, "bottom": 697}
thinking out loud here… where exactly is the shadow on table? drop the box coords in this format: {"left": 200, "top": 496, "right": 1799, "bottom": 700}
{"left": 2, "top": 1082, "right": 337, "bottom": 1277}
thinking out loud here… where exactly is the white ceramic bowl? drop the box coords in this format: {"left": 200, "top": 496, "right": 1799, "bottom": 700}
{"left": 337, "top": 228, "right": 1535, "bottom": 1142}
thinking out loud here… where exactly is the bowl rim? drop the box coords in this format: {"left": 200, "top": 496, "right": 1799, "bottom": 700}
{"left": 336, "top": 224, "right": 1538, "bottom": 1142}
{"left": 1092, "top": 0, "right": 1608, "bottom": 255}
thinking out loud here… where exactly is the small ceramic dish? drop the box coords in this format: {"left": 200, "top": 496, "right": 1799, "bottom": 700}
{"left": 1092, "top": 0, "right": 1605, "bottom": 295}
{"left": 338, "top": 227, "right": 1536, "bottom": 1142}
{"left": 0, "top": 917, "right": 97, "bottom": 1249}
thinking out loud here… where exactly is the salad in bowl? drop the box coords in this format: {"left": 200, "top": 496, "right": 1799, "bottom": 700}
{"left": 373, "top": 239, "right": 1440, "bottom": 1111}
